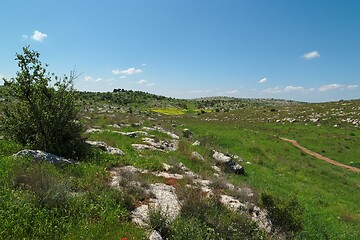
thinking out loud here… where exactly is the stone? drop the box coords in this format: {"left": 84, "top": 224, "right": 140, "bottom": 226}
{"left": 192, "top": 140, "right": 201, "bottom": 146}
{"left": 142, "top": 126, "right": 179, "bottom": 139}
{"left": 132, "top": 144, "right": 164, "bottom": 152}
{"left": 182, "top": 128, "right": 193, "bottom": 138}
{"left": 13, "top": 150, "right": 74, "bottom": 164}
{"left": 142, "top": 138, "right": 178, "bottom": 151}
{"left": 85, "top": 128, "right": 103, "bottom": 134}
{"left": 86, "top": 141, "right": 125, "bottom": 155}
{"left": 213, "top": 150, "right": 245, "bottom": 175}
{"left": 149, "top": 230, "right": 163, "bottom": 240}
{"left": 191, "top": 151, "right": 204, "bottom": 161}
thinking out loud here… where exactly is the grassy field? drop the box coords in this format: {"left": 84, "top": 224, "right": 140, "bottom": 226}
{"left": 0, "top": 96, "right": 359, "bottom": 239}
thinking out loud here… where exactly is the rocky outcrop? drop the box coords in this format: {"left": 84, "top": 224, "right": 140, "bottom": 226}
{"left": 86, "top": 141, "right": 125, "bottom": 155}
{"left": 133, "top": 138, "right": 178, "bottom": 152}
{"left": 13, "top": 150, "right": 74, "bottom": 164}
{"left": 191, "top": 151, "right": 204, "bottom": 161}
{"left": 182, "top": 128, "right": 193, "bottom": 138}
{"left": 142, "top": 126, "right": 179, "bottom": 139}
{"left": 212, "top": 150, "right": 245, "bottom": 175}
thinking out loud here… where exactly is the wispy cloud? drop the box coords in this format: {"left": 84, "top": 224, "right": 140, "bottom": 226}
{"left": 119, "top": 76, "right": 127, "bottom": 79}
{"left": 0, "top": 74, "right": 5, "bottom": 84}
{"left": 303, "top": 51, "right": 320, "bottom": 60}
{"left": 142, "top": 63, "right": 147, "bottom": 66}
{"left": 347, "top": 84, "right": 358, "bottom": 90}
{"left": 22, "top": 34, "right": 28, "bottom": 40}
{"left": 262, "top": 86, "right": 306, "bottom": 94}
{"left": 84, "top": 75, "right": 103, "bottom": 82}
{"left": 112, "top": 67, "right": 143, "bottom": 75}
{"left": 318, "top": 83, "right": 344, "bottom": 92}
{"left": 84, "top": 76, "right": 93, "bottom": 81}
{"left": 31, "top": 30, "right": 48, "bottom": 42}
{"left": 226, "top": 90, "right": 239, "bottom": 94}
{"left": 284, "top": 86, "right": 305, "bottom": 92}
{"left": 137, "top": 79, "right": 147, "bottom": 85}
{"left": 259, "top": 77, "right": 267, "bottom": 84}
{"left": 261, "top": 87, "right": 282, "bottom": 94}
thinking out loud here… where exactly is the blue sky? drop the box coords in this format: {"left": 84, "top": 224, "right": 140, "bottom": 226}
{"left": 1, "top": 0, "right": 359, "bottom": 102}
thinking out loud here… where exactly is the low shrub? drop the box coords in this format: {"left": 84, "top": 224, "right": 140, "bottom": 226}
{"left": 260, "top": 192, "right": 304, "bottom": 237}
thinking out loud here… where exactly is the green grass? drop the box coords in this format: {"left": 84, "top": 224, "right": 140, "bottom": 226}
{"left": 175, "top": 117, "right": 360, "bottom": 239}
{"left": 1, "top": 97, "right": 360, "bottom": 239}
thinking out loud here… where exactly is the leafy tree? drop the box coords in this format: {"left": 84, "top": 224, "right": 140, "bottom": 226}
{"left": 1, "top": 46, "right": 87, "bottom": 159}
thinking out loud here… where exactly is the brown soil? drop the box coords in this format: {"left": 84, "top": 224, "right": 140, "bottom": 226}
{"left": 280, "top": 137, "right": 360, "bottom": 173}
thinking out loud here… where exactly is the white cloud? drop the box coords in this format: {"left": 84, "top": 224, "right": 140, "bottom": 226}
{"left": 119, "top": 76, "right": 127, "bottom": 79}
{"left": 318, "top": 84, "right": 345, "bottom": 92}
{"left": 142, "top": 63, "right": 147, "bottom": 66}
{"left": 284, "top": 86, "right": 304, "bottom": 92}
{"left": 226, "top": 90, "right": 239, "bottom": 94}
{"left": 259, "top": 77, "right": 267, "bottom": 84}
{"left": 95, "top": 78, "right": 103, "bottom": 82}
{"left": 138, "top": 79, "right": 147, "bottom": 85}
{"left": 84, "top": 76, "right": 93, "bottom": 81}
{"left": 347, "top": 84, "right": 358, "bottom": 90}
{"left": 261, "top": 87, "right": 282, "bottom": 94}
{"left": 32, "top": 30, "right": 48, "bottom": 42}
{"left": 112, "top": 67, "right": 143, "bottom": 75}
{"left": 303, "top": 51, "right": 320, "bottom": 60}
{"left": 0, "top": 74, "right": 4, "bottom": 84}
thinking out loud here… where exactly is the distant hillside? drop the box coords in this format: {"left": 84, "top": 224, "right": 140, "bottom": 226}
{"left": 77, "top": 89, "right": 302, "bottom": 111}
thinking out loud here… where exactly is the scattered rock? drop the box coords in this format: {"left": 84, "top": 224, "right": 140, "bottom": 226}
{"left": 162, "top": 163, "right": 172, "bottom": 171}
{"left": 132, "top": 144, "right": 164, "bottom": 152}
{"left": 212, "top": 150, "right": 231, "bottom": 163}
{"left": 142, "top": 138, "right": 178, "bottom": 151}
{"left": 143, "top": 126, "right": 179, "bottom": 139}
{"left": 132, "top": 204, "right": 149, "bottom": 226}
{"left": 154, "top": 172, "right": 184, "bottom": 179}
{"left": 149, "top": 183, "right": 181, "bottom": 220}
{"left": 85, "top": 128, "right": 103, "bottom": 134}
{"left": 191, "top": 151, "right": 204, "bottom": 161}
{"left": 13, "top": 150, "right": 74, "bottom": 164}
{"left": 86, "top": 141, "right": 125, "bottom": 155}
{"left": 220, "top": 194, "right": 246, "bottom": 211}
{"left": 192, "top": 140, "right": 201, "bottom": 146}
{"left": 213, "top": 150, "right": 245, "bottom": 175}
{"left": 149, "top": 230, "right": 163, "bottom": 240}
{"left": 113, "top": 130, "right": 149, "bottom": 138}
{"left": 182, "top": 128, "right": 193, "bottom": 138}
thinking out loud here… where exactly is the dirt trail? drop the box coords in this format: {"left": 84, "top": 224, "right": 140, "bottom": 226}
{"left": 280, "top": 137, "right": 360, "bottom": 173}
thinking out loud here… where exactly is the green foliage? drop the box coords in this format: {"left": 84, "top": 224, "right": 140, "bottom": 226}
{"left": 260, "top": 192, "right": 304, "bottom": 236}
{"left": 148, "top": 207, "right": 171, "bottom": 237}
{"left": 1, "top": 47, "right": 87, "bottom": 159}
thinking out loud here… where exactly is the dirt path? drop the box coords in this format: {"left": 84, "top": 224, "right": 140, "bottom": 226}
{"left": 280, "top": 137, "right": 360, "bottom": 173}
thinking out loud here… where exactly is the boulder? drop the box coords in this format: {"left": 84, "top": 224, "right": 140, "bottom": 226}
{"left": 149, "top": 230, "right": 163, "bottom": 240}
{"left": 191, "top": 151, "right": 204, "bottom": 161}
{"left": 86, "top": 141, "right": 125, "bottom": 155}
{"left": 212, "top": 150, "right": 245, "bottom": 175}
{"left": 182, "top": 128, "right": 193, "bottom": 138}
{"left": 13, "top": 150, "right": 74, "bottom": 164}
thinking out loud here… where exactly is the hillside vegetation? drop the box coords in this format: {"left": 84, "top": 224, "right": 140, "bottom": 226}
{"left": 0, "top": 87, "right": 359, "bottom": 239}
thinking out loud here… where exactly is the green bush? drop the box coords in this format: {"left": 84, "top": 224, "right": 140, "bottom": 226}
{"left": 1, "top": 47, "right": 87, "bottom": 159}
{"left": 260, "top": 192, "right": 304, "bottom": 236}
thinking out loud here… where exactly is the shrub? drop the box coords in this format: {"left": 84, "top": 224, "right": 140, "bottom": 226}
{"left": 148, "top": 207, "right": 171, "bottom": 237}
{"left": 1, "top": 47, "right": 87, "bottom": 159}
{"left": 260, "top": 192, "right": 304, "bottom": 236}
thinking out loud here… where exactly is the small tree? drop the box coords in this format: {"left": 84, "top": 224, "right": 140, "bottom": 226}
{"left": 1, "top": 46, "right": 87, "bottom": 159}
